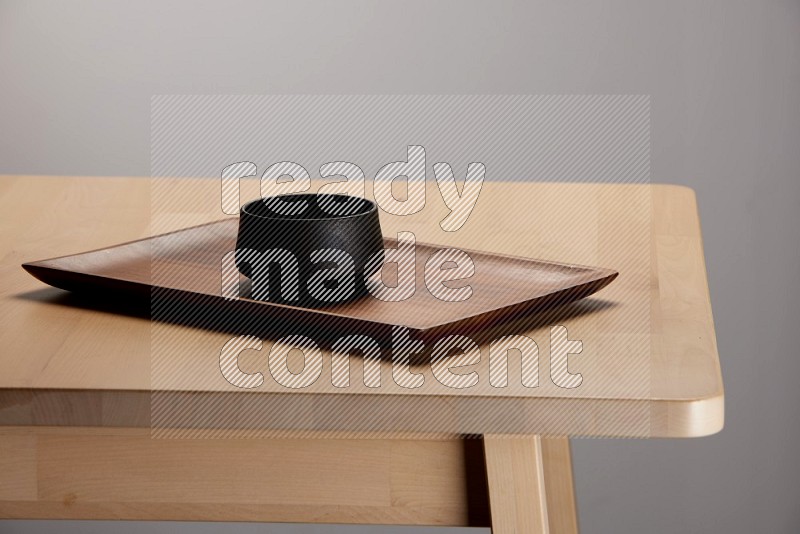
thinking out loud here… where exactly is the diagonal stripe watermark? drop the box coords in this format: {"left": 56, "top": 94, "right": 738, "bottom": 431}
{"left": 150, "top": 94, "right": 651, "bottom": 440}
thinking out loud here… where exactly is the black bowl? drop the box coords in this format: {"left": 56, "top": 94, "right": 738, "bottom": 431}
{"left": 235, "top": 194, "right": 384, "bottom": 307}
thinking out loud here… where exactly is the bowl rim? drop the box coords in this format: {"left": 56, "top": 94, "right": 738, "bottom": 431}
{"left": 240, "top": 194, "right": 378, "bottom": 222}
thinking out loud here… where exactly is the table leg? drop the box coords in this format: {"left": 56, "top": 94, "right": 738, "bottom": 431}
{"left": 483, "top": 435, "right": 578, "bottom": 534}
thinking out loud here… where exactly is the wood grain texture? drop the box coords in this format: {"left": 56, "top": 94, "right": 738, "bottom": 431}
{"left": 0, "top": 426, "right": 481, "bottom": 525}
{"left": 540, "top": 437, "right": 579, "bottom": 534}
{"left": 0, "top": 176, "right": 724, "bottom": 438}
{"left": 483, "top": 436, "right": 577, "bottom": 534}
{"left": 484, "top": 435, "right": 550, "bottom": 533}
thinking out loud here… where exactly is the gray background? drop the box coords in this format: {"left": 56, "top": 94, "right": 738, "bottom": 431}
{"left": 1, "top": 0, "right": 799, "bottom": 533}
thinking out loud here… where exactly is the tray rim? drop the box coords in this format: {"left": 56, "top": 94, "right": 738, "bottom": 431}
{"left": 22, "top": 219, "right": 619, "bottom": 335}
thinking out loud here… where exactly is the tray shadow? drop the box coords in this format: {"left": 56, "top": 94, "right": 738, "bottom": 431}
{"left": 15, "top": 286, "right": 619, "bottom": 362}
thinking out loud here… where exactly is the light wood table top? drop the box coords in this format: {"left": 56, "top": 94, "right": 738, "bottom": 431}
{"left": 0, "top": 175, "right": 723, "bottom": 438}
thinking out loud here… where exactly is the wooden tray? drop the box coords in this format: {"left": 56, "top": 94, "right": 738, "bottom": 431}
{"left": 22, "top": 219, "right": 617, "bottom": 339}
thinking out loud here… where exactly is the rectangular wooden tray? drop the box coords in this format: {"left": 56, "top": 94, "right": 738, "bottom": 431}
{"left": 22, "top": 219, "right": 617, "bottom": 338}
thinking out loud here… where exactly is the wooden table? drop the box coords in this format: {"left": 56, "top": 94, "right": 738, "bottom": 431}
{"left": 0, "top": 176, "right": 723, "bottom": 533}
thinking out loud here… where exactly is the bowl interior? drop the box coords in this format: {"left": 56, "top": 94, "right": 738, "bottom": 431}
{"left": 242, "top": 194, "right": 375, "bottom": 221}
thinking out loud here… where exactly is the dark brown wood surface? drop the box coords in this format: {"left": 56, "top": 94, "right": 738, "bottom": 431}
{"left": 23, "top": 219, "right": 617, "bottom": 338}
